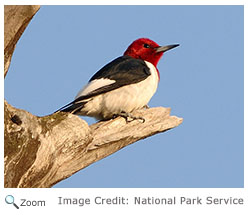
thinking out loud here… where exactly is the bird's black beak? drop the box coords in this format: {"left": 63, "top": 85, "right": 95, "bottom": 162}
{"left": 155, "top": 44, "right": 180, "bottom": 53}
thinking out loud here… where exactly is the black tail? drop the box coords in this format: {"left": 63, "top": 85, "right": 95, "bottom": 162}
{"left": 55, "top": 101, "right": 87, "bottom": 114}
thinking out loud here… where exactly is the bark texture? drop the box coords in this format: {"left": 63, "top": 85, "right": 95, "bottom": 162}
{"left": 4, "top": 5, "right": 40, "bottom": 77}
{"left": 4, "top": 5, "right": 183, "bottom": 188}
{"left": 4, "top": 101, "right": 182, "bottom": 187}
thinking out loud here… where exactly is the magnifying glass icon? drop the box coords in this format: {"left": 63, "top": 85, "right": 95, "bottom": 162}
{"left": 5, "top": 195, "right": 19, "bottom": 209}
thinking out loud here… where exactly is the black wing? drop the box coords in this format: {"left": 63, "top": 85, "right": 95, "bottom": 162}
{"left": 56, "top": 55, "right": 151, "bottom": 113}
{"left": 74, "top": 55, "right": 151, "bottom": 102}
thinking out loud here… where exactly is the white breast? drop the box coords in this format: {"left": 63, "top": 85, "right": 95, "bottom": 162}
{"left": 79, "top": 60, "right": 159, "bottom": 119}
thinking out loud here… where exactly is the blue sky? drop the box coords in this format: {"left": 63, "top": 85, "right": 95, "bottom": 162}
{"left": 4, "top": 5, "right": 244, "bottom": 188}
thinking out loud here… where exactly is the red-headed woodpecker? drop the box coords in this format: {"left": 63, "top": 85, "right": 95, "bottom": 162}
{"left": 57, "top": 38, "right": 179, "bottom": 121}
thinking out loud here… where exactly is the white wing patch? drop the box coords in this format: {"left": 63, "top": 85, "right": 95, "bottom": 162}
{"left": 75, "top": 78, "right": 116, "bottom": 99}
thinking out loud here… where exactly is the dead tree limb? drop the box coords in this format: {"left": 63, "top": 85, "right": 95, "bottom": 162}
{"left": 4, "top": 101, "right": 182, "bottom": 187}
{"left": 4, "top": 5, "right": 40, "bottom": 77}
{"left": 4, "top": 5, "right": 183, "bottom": 188}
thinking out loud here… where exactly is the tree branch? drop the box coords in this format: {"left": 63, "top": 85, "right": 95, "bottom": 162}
{"left": 4, "top": 5, "right": 183, "bottom": 188}
{"left": 4, "top": 100, "right": 182, "bottom": 187}
{"left": 4, "top": 5, "right": 40, "bottom": 77}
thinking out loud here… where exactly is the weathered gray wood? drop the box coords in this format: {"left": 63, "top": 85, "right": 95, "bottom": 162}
{"left": 4, "top": 101, "right": 182, "bottom": 187}
{"left": 4, "top": 5, "right": 40, "bottom": 77}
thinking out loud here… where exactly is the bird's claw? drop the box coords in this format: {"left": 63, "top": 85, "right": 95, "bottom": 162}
{"left": 116, "top": 111, "right": 145, "bottom": 123}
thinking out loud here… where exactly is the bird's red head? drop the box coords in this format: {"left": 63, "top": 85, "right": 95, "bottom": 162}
{"left": 124, "top": 38, "right": 179, "bottom": 67}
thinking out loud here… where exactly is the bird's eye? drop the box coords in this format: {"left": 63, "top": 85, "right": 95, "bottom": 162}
{"left": 143, "top": 44, "right": 150, "bottom": 48}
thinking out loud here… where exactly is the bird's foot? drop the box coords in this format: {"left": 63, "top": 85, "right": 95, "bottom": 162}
{"left": 116, "top": 111, "right": 145, "bottom": 123}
